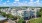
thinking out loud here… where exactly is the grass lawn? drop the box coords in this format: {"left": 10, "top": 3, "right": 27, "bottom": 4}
{"left": 29, "top": 17, "right": 42, "bottom": 23}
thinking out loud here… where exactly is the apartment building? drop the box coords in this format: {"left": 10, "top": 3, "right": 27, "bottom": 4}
{"left": 11, "top": 9, "right": 17, "bottom": 16}
{"left": 0, "top": 8, "right": 40, "bottom": 18}
{"left": 23, "top": 8, "right": 40, "bottom": 20}
{"left": 17, "top": 10, "right": 24, "bottom": 17}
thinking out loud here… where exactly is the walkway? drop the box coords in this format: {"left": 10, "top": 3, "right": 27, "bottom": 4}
{"left": 8, "top": 19, "right": 16, "bottom": 23}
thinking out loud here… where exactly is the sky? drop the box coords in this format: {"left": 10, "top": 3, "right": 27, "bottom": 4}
{"left": 0, "top": 0, "right": 42, "bottom": 6}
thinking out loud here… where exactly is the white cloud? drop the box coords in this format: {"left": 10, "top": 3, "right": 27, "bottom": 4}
{"left": 2, "top": 2, "right": 7, "bottom": 6}
{"left": 25, "top": 1, "right": 28, "bottom": 3}
{"left": 15, "top": 0, "right": 19, "bottom": 2}
{"left": 0, "top": 0, "right": 2, "bottom": 1}
{"left": 2, "top": 2, "right": 11, "bottom": 6}
{"left": 13, "top": 2, "right": 16, "bottom": 3}
{"left": 7, "top": 0, "right": 10, "bottom": 2}
{"left": 33, "top": 0, "right": 39, "bottom": 6}
{"left": 3, "top": 2, "right": 6, "bottom": 4}
{"left": 0, "top": 0, "right": 42, "bottom": 6}
{"left": 30, "top": 0, "right": 33, "bottom": 2}
{"left": 18, "top": 1, "right": 28, "bottom": 6}
{"left": 12, "top": 0, "right": 40, "bottom": 6}
{"left": 36, "top": 0, "right": 39, "bottom": 3}
{"left": 27, "top": 0, "right": 40, "bottom": 6}
{"left": 12, "top": 1, "right": 28, "bottom": 6}
{"left": 28, "top": 0, "right": 34, "bottom": 6}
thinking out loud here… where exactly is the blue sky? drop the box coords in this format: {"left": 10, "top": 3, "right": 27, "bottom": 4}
{"left": 0, "top": 0, "right": 42, "bottom": 6}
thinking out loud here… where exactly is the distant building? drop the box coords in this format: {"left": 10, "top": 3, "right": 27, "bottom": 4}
{"left": 0, "top": 8, "right": 41, "bottom": 18}
{"left": 17, "top": 10, "right": 24, "bottom": 17}
{"left": 23, "top": 8, "right": 40, "bottom": 20}
{"left": 11, "top": 9, "right": 17, "bottom": 16}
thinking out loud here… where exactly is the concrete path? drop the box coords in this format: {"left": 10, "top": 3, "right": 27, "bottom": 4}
{"left": 8, "top": 19, "right": 16, "bottom": 23}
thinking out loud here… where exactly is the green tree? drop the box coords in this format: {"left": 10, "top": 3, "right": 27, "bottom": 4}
{"left": 1, "top": 12, "right": 6, "bottom": 17}
{"left": 16, "top": 16, "right": 21, "bottom": 19}
{"left": 17, "top": 18, "right": 24, "bottom": 23}
{"left": 39, "top": 8, "right": 42, "bottom": 17}
{"left": 6, "top": 14, "right": 14, "bottom": 19}
{"left": 1, "top": 12, "right": 14, "bottom": 19}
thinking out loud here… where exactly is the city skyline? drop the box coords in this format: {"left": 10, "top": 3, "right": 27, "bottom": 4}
{"left": 0, "top": 0, "right": 42, "bottom": 6}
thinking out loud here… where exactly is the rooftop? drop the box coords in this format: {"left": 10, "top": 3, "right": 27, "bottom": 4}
{"left": 0, "top": 15, "right": 7, "bottom": 21}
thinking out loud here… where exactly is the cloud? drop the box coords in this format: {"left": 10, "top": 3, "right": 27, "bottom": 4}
{"left": 2, "top": 2, "right": 11, "bottom": 6}
{"left": 36, "top": 0, "right": 39, "bottom": 3}
{"left": 30, "top": 0, "right": 33, "bottom": 2}
{"left": 13, "top": 2, "right": 16, "bottom": 3}
{"left": 11, "top": 0, "right": 41, "bottom": 6}
{"left": 0, "top": 0, "right": 42, "bottom": 6}
{"left": 12, "top": 1, "right": 28, "bottom": 6}
{"left": 0, "top": 0, "right": 2, "bottom": 1}
{"left": 3, "top": 2, "right": 6, "bottom": 4}
{"left": 27, "top": 0, "right": 41, "bottom": 6}
{"left": 15, "top": 0, "right": 19, "bottom": 2}
{"left": 7, "top": 0, "right": 10, "bottom": 2}
{"left": 33, "top": 0, "right": 39, "bottom": 6}
{"left": 2, "top": 2, "right": 7, "bottom": 6}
